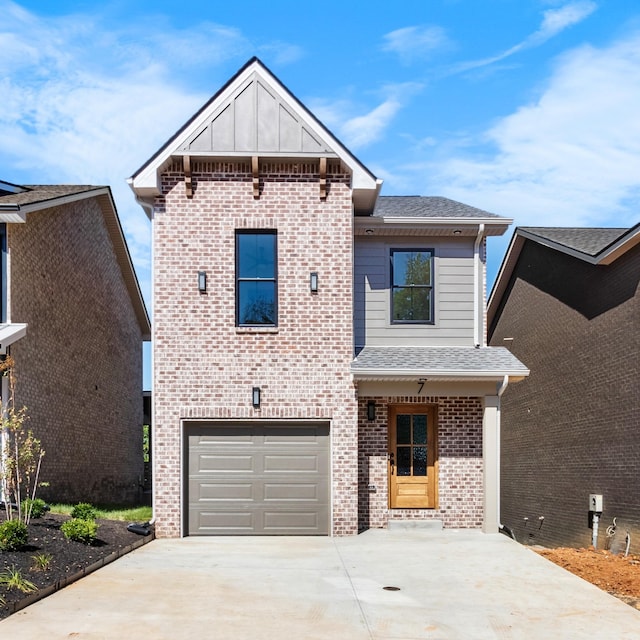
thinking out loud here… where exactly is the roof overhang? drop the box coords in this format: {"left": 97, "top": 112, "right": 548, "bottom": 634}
{"left": 129, "top": 57, "right": 381, "bottom": 218}
{"left": 351, "top": 346, "right": 529, "bottom": 384}
{"left": 0, "top": 323, "right": 27, "bottom": 351}
{"left": 488, "top": 223, "right": 640, "bottom": 329}
{"left": 354, "top": 217, "right": 511, "bottom": 236}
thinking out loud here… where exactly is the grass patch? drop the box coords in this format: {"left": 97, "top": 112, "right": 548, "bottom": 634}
{"left": 48, "top": 504, "right": 152, "bottom": 522}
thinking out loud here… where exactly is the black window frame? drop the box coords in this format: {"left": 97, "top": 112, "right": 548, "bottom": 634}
{"left": 235, "top": 229, "right": 278, "bottom": 327}
{"left": 390, "top": 248, "right": 435, "bottom": 325}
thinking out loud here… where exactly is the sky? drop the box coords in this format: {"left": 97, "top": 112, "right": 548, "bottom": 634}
{"left": 2, "top": 0, "right": 639, "bottom": 388}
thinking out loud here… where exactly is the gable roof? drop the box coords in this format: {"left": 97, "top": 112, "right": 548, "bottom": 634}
{"left": 0, "top": 184, "right": 150, "bottom": 340}
{"left": 488, "top": 222, "right": 640, "bottom": 330}
{"left": 129, "top": 57, "right": 381, "bottom": 215}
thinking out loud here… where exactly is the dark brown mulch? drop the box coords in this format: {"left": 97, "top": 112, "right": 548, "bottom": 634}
{"left": 0, "top": 512, "right": 153, "bottom": 619}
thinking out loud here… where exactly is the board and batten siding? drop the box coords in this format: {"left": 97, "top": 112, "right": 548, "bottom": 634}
{"left": 354, "top": 236, "right": 477, "bottom": 347}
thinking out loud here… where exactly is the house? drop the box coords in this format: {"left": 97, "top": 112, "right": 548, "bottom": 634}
{"left": 129, "top": 57, "right": 528, "bottom": 537}
{"left": 488, "top": 224, "right": 640, "bottom": 551}
{"left": 0, "top": 181, "right": 150, "bottom": 505}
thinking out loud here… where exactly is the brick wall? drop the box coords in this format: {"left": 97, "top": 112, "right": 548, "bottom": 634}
{"left": 152, "top": 160, "right": 358, "bottom": 537}
{"left": 358, "top": 395, "right": 484, "bottom": 530}
{"left": 8, "top": 198, "right": 144, "bottom": 504}
{"left": 490, "top": 240, "right": 640, "bottom": 551}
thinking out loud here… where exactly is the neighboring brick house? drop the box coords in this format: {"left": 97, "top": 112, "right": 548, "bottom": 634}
{"left": 129, "top": 57, "right": 528, "bottom": 538}
{"left": 0, "top": 181, "right": 150, "bottom": 505}
{"left": 488, "top": 225, "right": 640, "bottom": 551}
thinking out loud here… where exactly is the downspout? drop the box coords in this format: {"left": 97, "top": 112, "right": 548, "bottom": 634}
{"left": 497, "top": 375, "right": 509, "bottom": 537}
{"left": 473, "top": 224, "right": 485, "bottom": 347}
{"left": 148, "top": 205, "right": 156, "bottom": 527}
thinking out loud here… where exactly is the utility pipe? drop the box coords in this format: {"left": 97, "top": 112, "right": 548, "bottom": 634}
{"left": 473, "top": 224, "right": 485, "bottom": 347}
{"left": 592, "top": 513, "right": 600, "bottom": 548}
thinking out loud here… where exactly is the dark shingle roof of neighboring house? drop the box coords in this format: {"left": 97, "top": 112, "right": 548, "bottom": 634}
{"left": 488, "top": 222, "right": 640, "bottom": 332}
{"left": 373, "top": 196, "right": 503, "bottom": 219}
{"left": 351, "top": 346, "right": 529, "bottom": 380}
{"left": 0, "top": 185, "right": 102, "bottom": 207}
{"left": 0, "top": 182, "right": 150, "bottom": 340}
{"left": 519, "top": 227, "right": 628, "bottom": 257}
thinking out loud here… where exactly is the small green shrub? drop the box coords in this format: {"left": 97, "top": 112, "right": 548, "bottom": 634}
{"left": 61, "top": 518, "right": 98, "bottom": 544}
{"left": 0, "top": 519, "right": 28, "bottom": 551}
{"left": 31, "top": 552, "right": 53, "bottom": 571}
{"left": 0, "top": 566, "right": 37, "bottom": 593}
{"left": 22, "top": 497, "right": 49, "bottom": 519}
{"left": 71, "top": 502, "right": 98, "bottom": 521}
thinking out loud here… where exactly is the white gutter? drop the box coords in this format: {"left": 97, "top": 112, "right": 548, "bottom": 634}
{"left": 474, "top": 224, "right": 485, "bottom": 347}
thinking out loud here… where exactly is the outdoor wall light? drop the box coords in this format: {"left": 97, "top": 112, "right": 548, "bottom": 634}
{"left": 310, "top": 271, "right": 318, "bottom": 293}
{"left": 252, "top": 386, "right": 261, "bottom": 408}
{"left": 453, "top": 229, "right": 462, "bottom": 236}
{"left": 367, "top": 400, "right": 376, "bottom": 421}
{"left": 198, "top": 271, "right": 207, "bottom": 293}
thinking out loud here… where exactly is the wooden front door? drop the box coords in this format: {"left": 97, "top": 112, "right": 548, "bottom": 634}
{"left": 388, "top": 405, "right": 437, "bottom": 508}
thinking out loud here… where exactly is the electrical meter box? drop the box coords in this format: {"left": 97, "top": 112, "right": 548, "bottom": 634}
{"left": 589, "top": 494, "right": 603, "bottom": 512}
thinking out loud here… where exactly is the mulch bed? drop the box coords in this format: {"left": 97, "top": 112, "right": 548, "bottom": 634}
{"left": 1, "top": 512, "right": 153, "bottom": 619}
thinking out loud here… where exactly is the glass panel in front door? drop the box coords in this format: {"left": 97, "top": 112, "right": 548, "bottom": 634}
{"left": 395, "top": 414, "right": 428, "bottom": 477}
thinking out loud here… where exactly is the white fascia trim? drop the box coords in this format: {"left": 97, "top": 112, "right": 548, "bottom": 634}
{"left": 3, "top": 188, "right": 111, "bottom": 218}
{"left": 0, "top": 323, "right": 27, "bottom": 351}
{"left": 351, "top": 369, "right": 529, "bottom": 380}
{"left": 130, "top": 61, "right": 379, "bottom": 201}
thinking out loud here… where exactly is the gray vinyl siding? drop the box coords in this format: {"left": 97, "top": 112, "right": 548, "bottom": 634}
{"left": 354, "top": 236, "right": 476, "bottom": 347}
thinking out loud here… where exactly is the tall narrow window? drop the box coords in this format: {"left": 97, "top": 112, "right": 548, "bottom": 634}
{"left": 236, "top": 230, "right": 277, "bottom": 326}
{"left": 391, "top": 249, "right": 434, "bottom": 323}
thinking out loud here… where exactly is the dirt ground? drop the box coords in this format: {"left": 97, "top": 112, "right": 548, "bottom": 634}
{"left": 1, "top": 512, "right": 151, "bottom": 619}
{"left": 536, "top": 547, "right": 640, "bottom": 609}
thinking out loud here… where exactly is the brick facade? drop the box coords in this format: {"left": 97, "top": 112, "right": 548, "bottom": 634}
{"left": 152, "top": 160, "right": 359, "bottom": 537}
{"left": 8, "top": 198, "right": 144, "bottom": 504}
{"left": 490, "top": 240, "right": 640, "bottom": 552}
{"left": 358, "top": 395, "right": 484, "bottom": 530}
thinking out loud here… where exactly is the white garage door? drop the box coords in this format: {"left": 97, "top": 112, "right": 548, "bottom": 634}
{"left": 186, "top": 422, "right": 330, "bottom": 535}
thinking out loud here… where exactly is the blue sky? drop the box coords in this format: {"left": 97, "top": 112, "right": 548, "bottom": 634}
{"left": 2, "top": 0, "right": 639, "bottom": 388}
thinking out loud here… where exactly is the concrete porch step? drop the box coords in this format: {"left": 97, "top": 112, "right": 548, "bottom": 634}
{"left": 388, "top": 520, "right": 444, "bottom": 531}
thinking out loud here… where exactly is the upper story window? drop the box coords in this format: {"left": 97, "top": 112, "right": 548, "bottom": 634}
{"left": 236, "top": 230, "right": 277, "bottom": 326}
{"left": 391, "top": 249, "right": 434, "bottom": 324}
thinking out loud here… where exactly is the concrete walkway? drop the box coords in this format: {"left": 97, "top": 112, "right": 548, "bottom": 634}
{"left": 2, "top": 529, "right": 639, "bottom": 639}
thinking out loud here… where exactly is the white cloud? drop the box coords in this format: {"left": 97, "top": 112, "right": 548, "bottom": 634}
{"left": 311, "top": 82, "right": 424, "bottom": 150}
{"left": 0, "top": 2, "right": 305, "bottom": 307}
{"left": 427, "top": 32, "right": 640, "bottom": 228}
{"left": 454, "top": 1, "right": 597, "bottom": 73}
{"left": 381, "top": 25, "right": 451, "bottom": 63}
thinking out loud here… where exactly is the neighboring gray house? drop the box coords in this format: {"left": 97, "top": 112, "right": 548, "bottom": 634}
{"left": 0, "top": 180, "right": 150, "bottom": 505}
{"left": 129, "top": 57, "right": 528, "bottom": 538}
{"left": 488, "top": 224, "right": 640, "bottom": 551}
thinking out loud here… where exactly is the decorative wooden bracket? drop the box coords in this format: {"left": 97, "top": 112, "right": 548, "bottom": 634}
{"left": 183, "top": 156, "right": 193, "bottom": 199}
{"left": 319, "top": 157, "right": 327, "bottom": 200}
{"left": 252, "top": 156, "right": 260, "bottom": 199}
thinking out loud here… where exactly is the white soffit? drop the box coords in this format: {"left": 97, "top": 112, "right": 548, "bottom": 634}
{"left": 0, "top": 323, "right": 27, "bottom": 350}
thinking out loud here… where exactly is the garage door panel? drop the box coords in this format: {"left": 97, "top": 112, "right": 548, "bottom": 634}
{"left": 186, "top": 422, "right": 329, "bottom": 535}
{"left": 263, "top": 510, "right": 324, "bottom": 532}
{"left": 192, "top": 481, "right": 254, "bottom": 501}
{"left": 195, "top": 454, "right": 256, "bottom": 473}
{"left": 263, "top": 454, "right": 323, "bottom": 472}
{"left": 263, "top": 481, "right": 326, "bottom": 501}
{"left": 193, "top": 510, "right": 255, "bottom": 532}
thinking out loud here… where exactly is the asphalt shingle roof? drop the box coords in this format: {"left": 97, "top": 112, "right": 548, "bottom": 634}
{"left": 520, "top": 227, "right": 628, "bottom": 257}
{"left": 351, "top": 346, "right": 529, "bottom": 377}
{"left": 372, "top": 196, "right": 504, "bottom": 219}
{"left": 0, "top": 185, "right": 103, "bottom": 207}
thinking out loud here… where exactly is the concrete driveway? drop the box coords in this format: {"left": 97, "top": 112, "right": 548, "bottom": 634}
{"left": 2, "top": 528, "right": 639, "bottom": 639}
